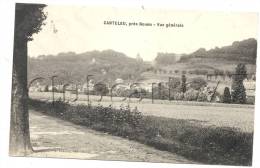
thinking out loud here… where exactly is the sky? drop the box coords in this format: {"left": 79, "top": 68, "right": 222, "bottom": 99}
{"left": 28, "top": 5, "right": 258, "bottom": 61}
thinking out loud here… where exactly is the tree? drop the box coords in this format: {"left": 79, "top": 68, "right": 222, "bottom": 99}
{"left": 9, "top": 3, "right": 46, "bottom": 156}
{"left": 181, "top": 74, "right": 186, "bottom": 93}
{"left": 94, "top": 83, "right": 109, "bottom": 101}
{"left": 190, "top": 77, "right": 207, "bottom": 90}
{"left": 223, "top": 87, "right": 231, "bottom": 103}
{"left": 155, "top": 52, "right": 176, "bottom": 65}
{"left": 231, "top": 63, "right": 247, "bottom": 104}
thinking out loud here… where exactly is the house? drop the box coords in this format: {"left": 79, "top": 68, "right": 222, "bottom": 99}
{"left": 115, "top": 78, "right": 124, "bottom": 84}
{"left": 48, "top": 85, "right": 57, "bottom": 92}
{"left": 244, "top": 79, "right": 256, "bottom": 97}
{"left": 82, "top": 79, "right": 95, "bottom": 92}
{"left": 138, "top": 83, "right": 153, "bottom": 92}
{"left": 39, "top": 85, "right": 48, "bottom": 92}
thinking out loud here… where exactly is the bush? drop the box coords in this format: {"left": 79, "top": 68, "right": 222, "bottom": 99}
{"left": 231, "top": 64, "right": 247, "bottom": 104}
{"left": 232, "top": 83, "right": 247, "bottom": 104}
{"left": 94, "top": 83, "right": 109, "bottom": 100}
{"left": 29, "top": 99, "right": 253, "bottom": 166}
{"left": 184, "top": 89, "right": 199, "bottom": 101}
{"left": 169, "top": 77, "right": 181, "bottom": 89}
{"left": 151, "top": 84, "right": 169, "bottom": 100}
{"left": 246, "top": 96, "right": 255, "bottom": 105}
{"left": 181, "top": 75, "right": 187, "bottom": 93}
{"left": 197, "top": 92, "right": 208, "bottom": 102}
{"left": 223, "top": 87, "right": 231, "bottom": 103}
{"left": 190, "top": 77, "right": 207, "bottom": 90}
{"left": 113, "top": 88, "right": 131, "bottom": 97}
{"left": 189, "top": 69, "right": 208, "bottom": 75}
{"left": 142, "top": 117, "right": 253, "bottom": 166}
{"left": 173, "top": 92, "right": 184, "bottom": 100}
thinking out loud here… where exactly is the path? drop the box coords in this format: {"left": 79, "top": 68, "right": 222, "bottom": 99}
{"left": 29, "top": 110, "right": 195, "bottom": 164}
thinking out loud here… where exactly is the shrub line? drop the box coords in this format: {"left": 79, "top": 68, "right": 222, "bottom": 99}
{"left": 29, "top": 99, "right": 253, "bottom": 166}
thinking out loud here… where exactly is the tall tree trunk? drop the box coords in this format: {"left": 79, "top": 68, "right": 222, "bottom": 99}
{"left": 9, "top": 39, "right": 32, "bottom": 156}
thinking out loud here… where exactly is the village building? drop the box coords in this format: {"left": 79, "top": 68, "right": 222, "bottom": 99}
{"left": 115, "top": 78, "right": 124, "bottom": 84}
{"left": 82, "top": 79, "right": 95, "bottom": 92}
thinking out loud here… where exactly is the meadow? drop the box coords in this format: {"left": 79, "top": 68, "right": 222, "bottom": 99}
{"left": 29, "top": 92, "right": 255, "bottom": 132}
{"left": 29, "top": 96, "right": 254, "bottom": 166}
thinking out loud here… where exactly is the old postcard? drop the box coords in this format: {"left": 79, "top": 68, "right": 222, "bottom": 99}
{"left": 9, "top": 3, "right": 257, "bottom": 167}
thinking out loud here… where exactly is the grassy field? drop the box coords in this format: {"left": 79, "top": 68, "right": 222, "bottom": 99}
{"left": 29, "top": 92, "right": 255, "bottom": 132}
{"left": 29, "top": 99, "right": 254, "bottom": 166}
{"left": 29, "top": 91, "right": 254, "bottom": 107}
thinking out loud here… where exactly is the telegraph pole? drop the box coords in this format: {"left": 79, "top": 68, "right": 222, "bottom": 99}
{"left": 151, "top": 83, "right": 156, "bottom": 104}
{"left": 51, "top": 75, "right": 58, "bottom": 106}
{"left": 168, "top": 77, "right": 173, "bottom": 101}
{"left": 158, "top": 82, "right": 163, "bottom": 100}
{"left": 86, "top": 74, "right": 93, "bottom": 105}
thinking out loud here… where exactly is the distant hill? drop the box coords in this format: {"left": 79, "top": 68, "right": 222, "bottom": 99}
{"left": 28, "top": 50, "right": 150, "bottom": 85}
{"left": 28, "top": 38, "right": 257, "bottom": 85}
{"left": 179, "top": 38, "right": 257, "bottom": 64}
{"left": 154, "top": 53, "right": 177, "bottom": 65}
{"left": 150, "top": 38, "right": 257, "bottom": 76}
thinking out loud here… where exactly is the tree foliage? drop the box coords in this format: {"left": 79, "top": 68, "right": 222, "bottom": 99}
{"left": 179, "top": 38, "right": 257, "bottom": 64}
{"left": 223, "top": 87, "right": 231, "bottom": 103}
{"left": 231, "top": 64, "right": 247, "bottom": 104}
{"left": 15, "top": 3, "right": 47, "bottom": 42}
{"left": 181, "top": 74, "right": 186, "bottom": 93}
{"left": 94, "top": 83, "right": 109, "bottom": 96}
{"left": 155, "top": 52, "right": 177, "bottom": 65}
{"left": 28, "top": 50, "right": 149, "bottom": 85}
{"left": 169, "top": 77, "right": 181, "bottom": 89}
{"left": 189, "top": 77, "right": 207, "bottom": 90}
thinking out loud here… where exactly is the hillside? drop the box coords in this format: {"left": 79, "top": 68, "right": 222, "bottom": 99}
{"left": 28, "top": 38, "right": 257, "bottom": 85}
{"left": 152, "top": 38, "right": 257, "bottom": 75}
{"left": 179, "top": 38, "right": 257, "bottom": 64}
{"left": 28, "top": 50, "right": 150, "bottom": 85}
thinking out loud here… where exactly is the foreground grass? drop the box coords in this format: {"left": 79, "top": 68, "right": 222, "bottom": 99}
{"left": 29, "top": 99, "right": 253, "bottom": 166}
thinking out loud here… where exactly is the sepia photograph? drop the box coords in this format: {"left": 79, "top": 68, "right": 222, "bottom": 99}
{"left": 8, "top": 2, "right": 258, "bottom": 167}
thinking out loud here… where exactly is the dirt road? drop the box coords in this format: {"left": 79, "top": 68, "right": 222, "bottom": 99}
{"left": 29, "top": 110, "right": 195, "bottom": 164}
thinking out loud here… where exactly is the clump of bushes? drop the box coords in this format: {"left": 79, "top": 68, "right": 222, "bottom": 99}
{"left": 231, "top": 64, "right": 247, "bottom": 104}
{"left": 223, "top": 87, "right": 231, "bottom": 103}
{"left": 30, "top": 99, "right": 143, "bottom": 138}
{"left": 174, "top": 92, "right": 184, "bottom": 100}
{"left": 181, "top": 75, "right": 187, "bottom": 93}
{"left": 197, "top": 92, "right": 208, "bottom": 102}
{"left": 184, "top": 89, "right": 199, "bottom": 101}
{"left": 246, "top": 96, "right": 255, "bottom": 105}
{"left": 189, "top": 77, "right": 207, "bottom": 90}
{"left": 29, "top": 99, "right": 253, "bottom": 166}
{"left": 142, "top": 116, "right": 253, "bottom": 166}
